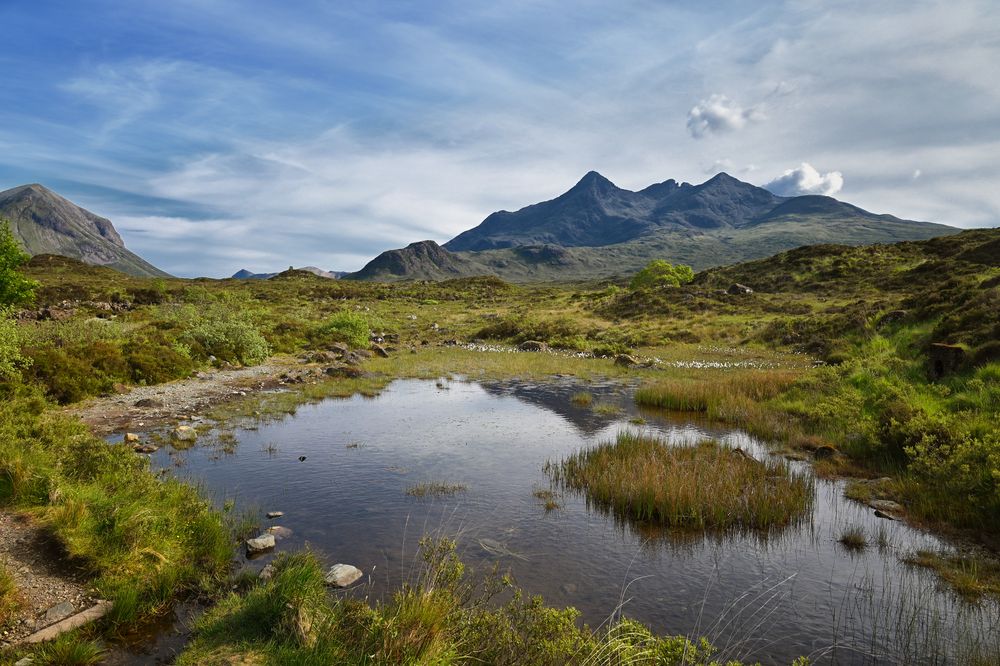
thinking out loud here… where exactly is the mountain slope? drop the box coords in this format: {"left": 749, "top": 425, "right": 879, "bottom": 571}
{"left": 350, "top": 172, "right": 958, "bottom": 282}
{"left": 0, "top": 184, "right": 168, "bottom": 277}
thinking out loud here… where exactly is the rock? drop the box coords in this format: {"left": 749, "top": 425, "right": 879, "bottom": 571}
{"left": 298, "top": 456, "right": 307, "bottom": 462}
{"left": 123, "top": 432, "right": 140, "bottom": 443}
{"left": 324, "top": 563, "right": 363, "bottom": 587}
{"left": 518, "top": 340, "right": 548, "bottom": 352}
{"left": 259, "top": 563, "right": 275, "bottom": 581}
{"left": 43, "top": 601, "right": 76, "bottom": 626}
{"left": 173, "top": 425, "right": 198, "bottom": 442}
{"left": 267, "top": 526, "right": 293, "bottom": 539}
{"left": 874, "top": 509, "right": 896, "bottom": 520}
{"left": 134, "top": 398, "right": 165, "bottom": 408}
{"left": 813, "top": 444, "right": 838, "bottom": 460}
{"left": 266, "top": 511, "right": 284, "bottom": 519}
{"left": 371, "top": 343, "right": 390, "bottom": 358}
{"left": 325, "top": 364, "right": 365, "bottom": 378}
{"left": 327, "top": 343, "right": 349, "bottom": 355}
{"left": 246, "top": 534, "right": 276, "bottom": 555}
{"left": 133, "top": 444, "right": 159, "bottom": 454}
{"left": 614, "top": 354, "right": 640, "bottom": 367}
{"left": 727, "top": 283, "right": 754, "bottom": 295}
{"left": 15, "top": 657, "right": 35, "bottom": 666}
{"left": 869, "top": 499, "right": 904, "bottom": 515}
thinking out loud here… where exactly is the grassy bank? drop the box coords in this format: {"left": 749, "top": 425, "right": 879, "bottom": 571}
{"left": 176, "top": 539, "right": 805, "bottom": 666}
{"left": 0, "top": 563, "right": 18, "bottom": 629}
{"left": 548, "top": 433, "right": 813, "bottom": 531}
{"left": 0, "top": 386, "right": 234, "bottom": 627}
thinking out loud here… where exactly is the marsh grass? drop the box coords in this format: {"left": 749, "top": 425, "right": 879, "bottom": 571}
{"left": 32, "top": 632, "right": 106, "bottom": 665}
{"left": 903, "top": 550, "right": 1000, "bottom": 601}
{"left": 0, "top": 562, "right": 19, "bottom": 627}
{"left": 177, "top": 538, "right": 778, "bottom": 666}
{"left": 838, "top": 526, "right": 868, "bottom": 551}
{"left": 532, "top": 487, "right": 562, "bottom": 511}
{"left": 548, "top": 433, "right": 813, "bottom": 531}
{"left": 406, "top": 482, "right": 468, "bottom": 498}
{"left": 592, "top": 402, "right": 623, "bottom": 416}
{"left": 571, "top": 391, "right": 594, "bottom": 406}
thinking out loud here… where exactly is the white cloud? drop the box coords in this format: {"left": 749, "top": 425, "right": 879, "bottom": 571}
{"left": 912, "top": 169, "right": 922, "bottom": 180}
{"left": 765, "top": 163, "right": 844, "bottom": 197}
{"left": 686, "top": 94, "right": 762, "bottom": 138}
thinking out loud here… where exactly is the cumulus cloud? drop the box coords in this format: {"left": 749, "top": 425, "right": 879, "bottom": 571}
{"left": 686, "top": 94, "right": 762, "bottom": 138}
{"left": 765, "top": 163, "right": 844, "bottom": 197}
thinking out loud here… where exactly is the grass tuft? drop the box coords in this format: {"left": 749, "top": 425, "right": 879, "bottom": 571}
{"left": 548, "top": 433, "right": 813, "bottom": 532}
{"left": 838, "top": 526, "right": 868, "bottom": 551}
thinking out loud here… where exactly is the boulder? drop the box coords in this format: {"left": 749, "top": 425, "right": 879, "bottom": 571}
{"left": 727, "top": 283, "right": 754, "bottom": 295}
{"left": 324, "top": 563, "right": 363, "bottom": 588}
{"left": 614, "top": 354, "right": 639, "bottom": 367}
{"left": 123, "top": 432, "right": 140, "bottom": 443}
{"left": 246, "top": 534, "right": 276, "bottom": 555}
{"left": 325, "top": 364, "right": 366, "bottom": 379}
{"left": 371, "top": 343, "right": 390, "bottom": 358}
{"left": 869, "top": 499, "right": 904, "bottom": 516}
{"left": 266, "top": 511, "right": 284, "bottom": 519}
{"left": 813, "top": 444, "right": 838, "bottom": 460}
{"left": 133, "top": 444, "right": 159, "bottom": 454}
{"left": 518, "top": 340, "right": 548, "bottom": 352}
{"left": 134, "top": 398, "right": 165, "bottom": 408}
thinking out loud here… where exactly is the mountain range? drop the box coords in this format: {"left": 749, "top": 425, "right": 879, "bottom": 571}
{"left": 347, "top": 172, "right": 957, "bottom": 281}
{"left": 231, "top": 267, "right": 347, "bottom": 280}
{"left": 0, "top": 184, "right": 167, "bottom": 277}
{"left": 1, "top": 172, "right": 961, "bottom": 283}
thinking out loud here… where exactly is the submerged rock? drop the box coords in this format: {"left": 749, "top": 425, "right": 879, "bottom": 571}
{"left": 267, "top": 526, "right": 293, "bottom": 539}
{"left": 173, "top": 425, "right": 198, "bottom": 442}
{"left": 246, "top": 534, "right": 276, "bottom": 555}
{"left": 324, "top": 563, "right": 363, "bottom": 587}
{"left": 266, "top": 511, "right": 284, "bottom": 519}
{"left": 133, "top": 444, "right": 159, "bottom": 454}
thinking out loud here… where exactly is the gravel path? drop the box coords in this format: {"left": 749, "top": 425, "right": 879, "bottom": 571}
{"left": 0, "top": 512, "right": 97, "bottom": 647}
{"left": 67, "top": 358, "right": 300, "bottom": 437}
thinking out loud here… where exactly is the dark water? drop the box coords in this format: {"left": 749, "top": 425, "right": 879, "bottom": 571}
{"left": 136, "top": 378, "right": 997, "bottom": 665}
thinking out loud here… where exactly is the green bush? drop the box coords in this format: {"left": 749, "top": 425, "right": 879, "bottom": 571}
{"left": 311, "top": 311, "right": 379, "bottom": 349}
{"left": 185, "top": 316, "right": 270, "bottom": 365}
{"left": 0, "top": 219, "right": 38, "bottom": 307}
{"left": 0, "top": 311, "right": 30, "bottom": 383}
{"left": 629, "top": 259, "right": 694, "bottom": 291}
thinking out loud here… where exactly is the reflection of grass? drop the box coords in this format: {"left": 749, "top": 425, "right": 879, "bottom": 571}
{"left": 406, "top": 482, "right": 468, "bottom": 498}
{"left": 904, "top": 550, "right": 1000, "bottom": 601}
{"left": 570, "top": 391, "right": 593, "bottom": 406}
{"left": 839, "top": 526, "right": 867, "bottom": 551}
{"left": 548, "top": 433, "right": 813, "bottom": 531}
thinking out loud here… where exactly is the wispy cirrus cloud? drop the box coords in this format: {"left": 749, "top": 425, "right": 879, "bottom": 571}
{"left": 0, "top": 0, "right": 997, "bottom": 276}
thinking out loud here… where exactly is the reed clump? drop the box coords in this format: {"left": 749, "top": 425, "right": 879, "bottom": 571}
{"left": 406, "top": 482, "right": 468, "bottom": 498}
{"left": 548, "top": 433, "right": 813, "bottom": 531}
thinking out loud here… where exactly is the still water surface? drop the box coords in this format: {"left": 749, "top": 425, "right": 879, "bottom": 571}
{"left": 140, "top": 378, "right": 997, "bottom": 665}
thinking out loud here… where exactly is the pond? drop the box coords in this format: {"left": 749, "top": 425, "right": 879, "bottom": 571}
{"left": 132, "top": 378, "right": 999, "bottom": 665}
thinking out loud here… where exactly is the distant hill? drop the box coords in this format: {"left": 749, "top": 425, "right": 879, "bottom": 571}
{"left": 0, "top": 184, "right": 168, "bottom": 277}
{"left": 349, "top": 172, "right": 957, "bottom": 282}
{"left": 232, "top": 266, "right": 347, "bottom": 280}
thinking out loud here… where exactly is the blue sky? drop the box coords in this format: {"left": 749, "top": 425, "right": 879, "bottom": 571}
{"left": 1, "top": 1, "right": 997, "bottom": 276}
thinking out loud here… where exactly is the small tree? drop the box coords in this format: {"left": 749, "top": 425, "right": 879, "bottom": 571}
{"left": 0, "top": 219, "right": 37, "bottom": 307}
{"left": 629, "top": 260, "right": 694, "bottom": 290}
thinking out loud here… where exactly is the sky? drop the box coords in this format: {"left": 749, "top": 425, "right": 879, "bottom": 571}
{"left": 0, "top": 0, "right": 997, "bottom": 277}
